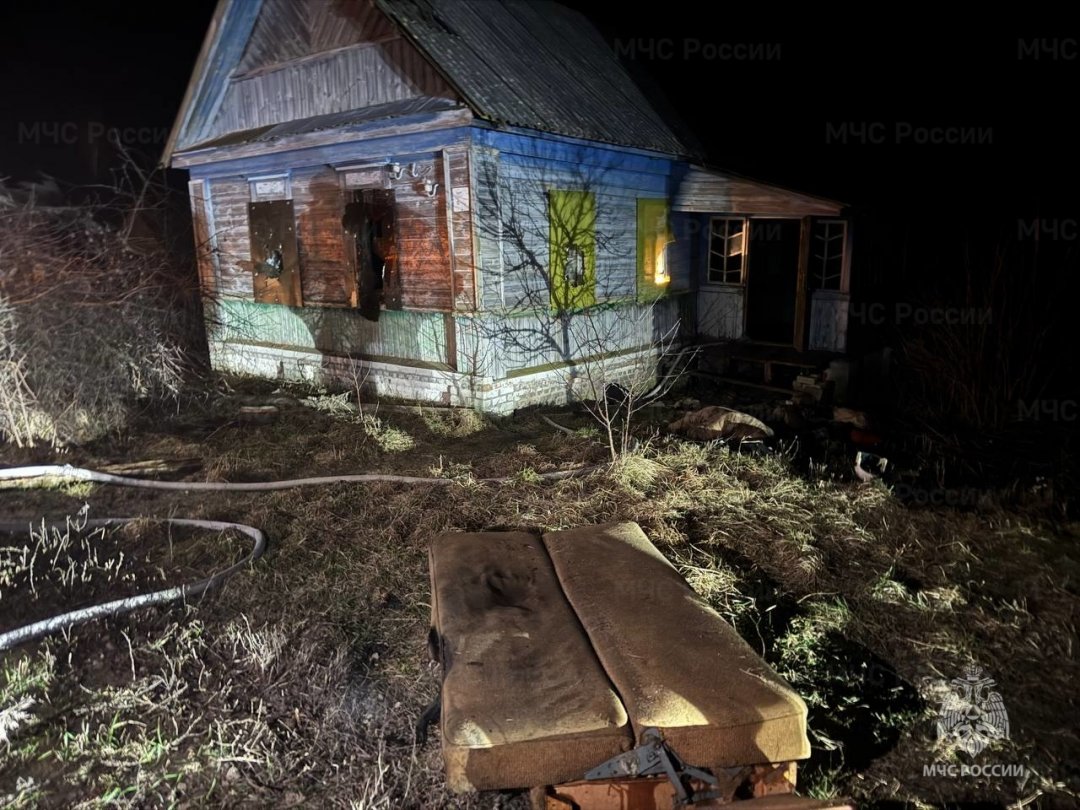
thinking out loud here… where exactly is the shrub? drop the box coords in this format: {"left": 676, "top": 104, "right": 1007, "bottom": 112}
{"left": 0, "top": 171, "right": 202, "bottom": 446}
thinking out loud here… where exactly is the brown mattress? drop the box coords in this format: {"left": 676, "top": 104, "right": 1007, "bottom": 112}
{"left": 430, "top": 523, "right": 809, "bottom": 793}
{"left": 428, "top": 530, "right": 632, "bottom": 791}
{"left": 543, "top": 522, "right": 810, "bottom": 769}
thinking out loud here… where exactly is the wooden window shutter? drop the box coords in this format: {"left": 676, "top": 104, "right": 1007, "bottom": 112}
{"left": 248, "top": 199, "right": 302, "bottom": 307}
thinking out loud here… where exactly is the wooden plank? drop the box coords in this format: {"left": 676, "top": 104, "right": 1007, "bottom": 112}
{"left": 175, "top": 116, "right": 473, "bottom": 171}
{"left": 444, "top": 146, "right": 477, "bottom": 310}
{"left": 537, "top": 763, "right": 837, "bottom": 810}
{"left": 187, "top": 178, "right": 217, "bottom": 294}
{"left": 234, "top": 37, "right": 403, "bottom": 81}
{"left": 544, "top": 777, "right": 716, "bottom": 810}
{"left": 291, "top": 165, "right": 355, "bottom": 307}
{"left": 210, "top": 37, "right": 455, "bottom": 138}
{"left": 248, "top": 199, "right": 302, "bottom": 307}
{"left": 793, "top": 217, "right": 810, "bottom": 351}
{"left": 208, "top": 177, "right": 254, "bottom": 298}
{"left": 689, "top": 369, "right": 793, "bottom": 395}
{"left": 443, "top": 312, "right": 457, "bottom": 371}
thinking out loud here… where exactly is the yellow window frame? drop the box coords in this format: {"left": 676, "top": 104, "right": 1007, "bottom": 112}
{"left": 549, "top": 189, "right": 597, "bottom": 310}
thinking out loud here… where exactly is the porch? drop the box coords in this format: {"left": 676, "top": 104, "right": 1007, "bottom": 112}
{"left": 673, "top": 166, "right": 851, "bottom": 355}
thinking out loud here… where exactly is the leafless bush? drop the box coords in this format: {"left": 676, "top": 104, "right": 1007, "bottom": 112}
{"left": 0, "top": 164, "right": 203, "bottom": 447}
{"left": 557, "top": 303, "right": 690, "bottom": 460}
{"left": 897, "top": 244, "right": 1056, "bottom": 430}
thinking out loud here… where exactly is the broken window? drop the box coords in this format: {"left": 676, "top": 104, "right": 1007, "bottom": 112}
{"left": 708, "top": 217, "right": 747, "bottom": 284}
{"left": 810, "top": 220, "right": 846, "bottom": 290}
{"left": 565, "top": 244, "right": 586, "bottom": 286}
{"left": 343, "top": 189, "right": 397, "bottom": 321}
{"left": 548, "top": 189, "right": 597, "bottom": 309}
{"left": 248, "top": 199, "right": 301, "bottom": 306}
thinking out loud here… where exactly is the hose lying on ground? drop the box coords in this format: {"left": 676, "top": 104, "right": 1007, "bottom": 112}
{"left": 0, "top": 461, "right": 603, "bottom": 649}
{"left": 0, "top": 517, "right": 266, "bottom": 651}
{"left": 0, "top": 463, "right": 599, "bottom": 491}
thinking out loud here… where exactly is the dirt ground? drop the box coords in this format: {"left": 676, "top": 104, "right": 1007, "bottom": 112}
{"left": 1, "top": 384, "right": 1078, "bottom": 809}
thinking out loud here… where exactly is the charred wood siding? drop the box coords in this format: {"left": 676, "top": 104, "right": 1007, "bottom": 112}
{"left": 249, "top": 199, "right": 302, "bottom": 306}
{"left": 292, "top": 166, "right": 356, "bottom": 307}
{"left": 200, "top": 148, "right": 469, "bottom": 314}
{"left": 391, "top": 154, "right": 454, "bottom": 311}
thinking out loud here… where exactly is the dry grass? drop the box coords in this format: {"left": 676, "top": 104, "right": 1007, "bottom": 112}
{"left": 0, "top": 398, "right": 1076, "bottom": 808}
{"left": 0, "top": 174, "right": 202, "bottom": 449}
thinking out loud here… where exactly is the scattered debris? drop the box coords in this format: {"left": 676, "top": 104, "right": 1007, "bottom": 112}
{"left": 854, "top": 451, "right": 889, "bottom": 482}
{"left": 668, "top": 406, "right": 774, "bottom": 443}
{"left": 793, "top": 373, "right": 831, "bottom": 404}
{"left": 238, "top": 405, "right": 279, "bottom": 424}
{"left": 832, "top": 407, "right": 871, "bottom": 429}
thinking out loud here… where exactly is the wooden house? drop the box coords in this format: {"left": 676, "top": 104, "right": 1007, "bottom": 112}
{"left": 164, "top": 0, "right": 851, "bottom": 413}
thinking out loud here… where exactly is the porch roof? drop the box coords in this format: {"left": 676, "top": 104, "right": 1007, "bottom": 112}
{"left": 673, "top": 166, "right": 846, "bottom": 217}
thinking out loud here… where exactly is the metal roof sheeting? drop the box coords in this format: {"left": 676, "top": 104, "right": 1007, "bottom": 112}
{"left": 376, "top": 0, "right": 691, "bottom": 157}
{"left": 674, "top": 166, "right": 846, "bottom": 216}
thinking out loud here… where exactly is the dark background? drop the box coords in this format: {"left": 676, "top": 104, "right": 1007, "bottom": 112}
{"left": 1, "top": 3, "right": 1076, "bottom": 396}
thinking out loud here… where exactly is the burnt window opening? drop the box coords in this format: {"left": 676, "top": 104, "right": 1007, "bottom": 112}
{"left": 811, "top": 220, "right": 847, "bottom": 290}
{"left": 248, "top": 199, "right": 301, "bottom": 306}
{"left": 260, "top": 248, "right": 284, "bottom": 278}
{"left": 708, "top": 217, "right": 746, "bottom": 284}
{"left": 564, "top": 244, "right": 586, "bottom": 286}
{"left": 343, "top": 188, "right": 397, "bottom": 321}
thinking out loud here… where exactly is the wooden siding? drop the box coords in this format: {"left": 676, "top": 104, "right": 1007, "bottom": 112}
{"left": 470, "top": 131, "right": 680, "bottom": 312}
{"left": 235, "top": 0, "right": 397, "bottom": 75}
{"left": 200, "top": 142, "right": 470, "bottom": 313}
{"left": 697, "top": 286, "right": 745, "bottom": 340}
{"left": 667, "top": 212, "right": 693, "bottom": 292}
{"left": 249, "top": 199, "right": 302, "bottom": 306}
{"left": 291, "top": 166, "right": 355, "bottom": 307}
{"left": 471, "top": 145, "right": 503, "bottom": 311}
{"left": 390, "top": 153, "right": 453, "bottom": 310}
{"left": 187, "top": 179, "right": 218, "bottom": 294}
{"left": 184, "top": 126, "right": 470, "bottom": 179}
{"left": 482, "top": 295, "right": 690, "bottom": 377}
{"left": 210, "top": 299, "right": 452, "bottom": 366}
{"left": 199, "top": 0, "right": 458, "bottom": 145}
{"left": 207, "top": 177, "right": 254, "bottom": 299}
{"left": 443, "top": 145, "right": 476, "bottom": 310}
{"left": 809, "top": 290, "right": 849, "bottom": 352}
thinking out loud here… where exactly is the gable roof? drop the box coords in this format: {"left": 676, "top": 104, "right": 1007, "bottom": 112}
{"left": 374, "top": 0, "right": 691, "bottom": 157}
{"left": 163, "top": 0, "right": 692, "bottom": 165}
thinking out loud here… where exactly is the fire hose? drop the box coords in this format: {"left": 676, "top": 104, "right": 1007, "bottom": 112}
{"left": 0, "top": 462, "right": 600, "bottom": 650}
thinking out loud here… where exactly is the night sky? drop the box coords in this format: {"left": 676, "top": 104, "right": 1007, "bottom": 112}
{"left": 3, "top": 4, "right": 1074, "bottom": 215}
{"left": 2, "top": 4, "right": 1076, "bottom": 371}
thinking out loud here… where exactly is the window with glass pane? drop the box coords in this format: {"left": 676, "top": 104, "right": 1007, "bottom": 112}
{"left": 811, "top": 220, "right": 846, "bottom": 290}
{"left": 708, "top": 217, "right": 746, "bottom": 284}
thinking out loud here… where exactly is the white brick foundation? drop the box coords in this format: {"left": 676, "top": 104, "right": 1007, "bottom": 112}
{"left": 210, "top": 341, "right": 660, "bottom": 414}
